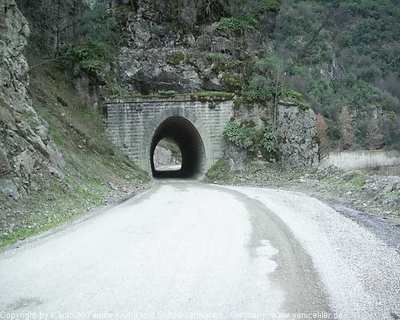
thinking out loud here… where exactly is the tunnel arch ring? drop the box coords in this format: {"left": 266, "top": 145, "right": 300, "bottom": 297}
{"left": 140, "top": 107, "right": 215, "bottom": 177}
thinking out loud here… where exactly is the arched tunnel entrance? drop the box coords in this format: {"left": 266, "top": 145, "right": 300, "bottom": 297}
{"left": 150, "top": 116, "right": 206, "bottom": 179}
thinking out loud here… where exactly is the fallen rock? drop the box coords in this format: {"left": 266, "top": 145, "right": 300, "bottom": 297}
{"left": 109, "top": 182, "right": 119, "bottom": 191}
{"left": 0, "top": 179, "right": 20, "bottom": 200}
{"left": 0, "top": 147, "right": 12, "bottom": 174}
{"left": 14, "top": 150, "right": 35, "bottom": 178}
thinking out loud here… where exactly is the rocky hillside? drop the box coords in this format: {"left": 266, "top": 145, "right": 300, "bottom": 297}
{"left": 0, "top": 0, "right": 148, "bottom": 247}
{"left": 0, "top": 0, "right": 64, "bottom": 200}
{"left": 14, "top": 0, "right": 400, "bottom": 155}
{"left": 112, "top": 0, "right": 400, "bottom": 151}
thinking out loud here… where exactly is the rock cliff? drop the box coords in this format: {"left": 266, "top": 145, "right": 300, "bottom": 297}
{"left": 0, "top": 0, "right": 64, "bottom": 201}
{"left": 228, "top": 101, "right": 319, "bottom": 167}
{"left": 276, "top": 103, "right": 319, "bottom": 166}
{"left": 113, "top": 0, "right": 271, "bottom": 95}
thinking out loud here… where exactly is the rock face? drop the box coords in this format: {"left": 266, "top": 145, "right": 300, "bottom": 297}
{"left": 0, "top": 0, "right": 30, "bottom": 113}
{"left": 113, "top": 1, "right": 264, "bottom": 95}
{"left": 228, "top": 102, "right": 319, "bottom": 167}
{"left": 153, "top": 146, "right": 173, "bottom": 168}
{"left": 276, "top": 104, "right": 319, "bottom": 166}
{"left": 0, "top": 0, "right": 64, "bottom": 200}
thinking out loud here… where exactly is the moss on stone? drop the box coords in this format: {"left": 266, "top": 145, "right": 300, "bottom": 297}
{"left": 205, "top": 158, "right": 230, "bottom": 182}
{"left": 189, "top": 91, "right": 235, "bottom": 101}
{"left": 167, "top": 51, "right": 185, "bottom": 65}
{"left": 221, "top": 72, "right": 243, "bottom": 91}
{"left": 205, "top": 53, "right": 229, "bottom": 72}
{"left": 126, "top": 91, "right": 235, "bottom": 101}
{"left": 158, "top": 90, "right": 178, "bottom": 97}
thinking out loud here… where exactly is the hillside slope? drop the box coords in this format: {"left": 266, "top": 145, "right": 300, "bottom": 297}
{"left": 14, "top": 0, "right": 400, "bottom": 153}
{"left": 0, "top": 0, "right": 148, "bottom": 247}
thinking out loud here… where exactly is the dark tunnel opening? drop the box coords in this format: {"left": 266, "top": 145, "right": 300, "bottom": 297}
{"left": 150, "top": 116, "right": 206, "bottom": 179}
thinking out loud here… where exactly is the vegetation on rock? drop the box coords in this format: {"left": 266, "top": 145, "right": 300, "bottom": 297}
{"left": 215, "top": 16, "right": 258, "bottom": 34}
{"left": 205, "top": 158, "right": 230, "bottom": 182}
{"left": 223, "top": 118, "right": 278, "bottom": 160}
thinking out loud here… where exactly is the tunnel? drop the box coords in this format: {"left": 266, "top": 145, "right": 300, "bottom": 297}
{"left": 150, "top": 116, "right": 206, "bottom": 179}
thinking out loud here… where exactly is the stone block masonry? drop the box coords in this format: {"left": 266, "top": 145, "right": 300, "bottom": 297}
{"left": 106, "top": 96, "right": 234, "bottom": 174}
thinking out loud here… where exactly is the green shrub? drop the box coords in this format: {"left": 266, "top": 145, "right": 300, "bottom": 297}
{"left": 249, "top": 75, "right": 270, "bottom": 91}
{"left": 281, "top": 87, "right": 302, "bottom": 101}
{"left": 205, "top": 158, "right": 229, "bottom": 181}
{"left": 107, "top": 82, "right": 127, "bottom": 98}
{"left": 167, "top": 52, "right": 185, "bottom": 65}
{"left": 260, "top": 0, "right": 282, "bottom": 12}
{"left": 59, "top": 7, "right": 117, "bottom": 75}
{"left": 245, "top": 90, "right": 273, "bottom": 102}
{"left": 280, "top": 87, "right": 310, "bottom": 109}
{"left": 215, "top": 17, "right": 258, "bottom": 34}
{"left": 254, "top": 54, "right": 280, "bottom": 74}
{"left": 223, "top": 119, "right": 279, "bottom": 159}
{"left": 205, "top": 53, "right": 229, "bottom": 71}
{"left": 232, "top": 60, "right": 246, "bottom": 68}
{"left": 223, "top": 120, "right": 257, "bottom": 149}
{"left": 205, "top": 52, "right": 227, "bottom": 62}
{"left": 262, "top": 124, "right": 278, "bottom": 153}
{"left": 221, "top": 73, "right": 243, "bottom": 91}
{"left": 79, "top": 59, "right": 103, "bottom": 73}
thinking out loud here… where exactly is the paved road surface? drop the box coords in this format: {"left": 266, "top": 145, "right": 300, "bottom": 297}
{"left": 0, "top": 182, "right": 399, "bottom": 319}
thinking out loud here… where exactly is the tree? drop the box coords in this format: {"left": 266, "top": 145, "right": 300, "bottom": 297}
{"left": 251, "top": 53, "right": 283, "bottom": 134}
{"left": 316, "top": 114, "right": 329, "bottom": 157}
{"left": 16, "top": 0, "right": 87, "bottom": 54}
{"left": 339, "top": 106, "right": 356, "bottom": 150}
{"left": 366, "top": 117, "right": 383, "bottom": 150}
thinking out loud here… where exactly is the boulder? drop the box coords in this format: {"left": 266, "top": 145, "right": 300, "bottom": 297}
{"left": 0, "top": 179, "right": 20, "bottom": 200}
{"left": 13, "top": 150, "right": 35, "bottom": 180}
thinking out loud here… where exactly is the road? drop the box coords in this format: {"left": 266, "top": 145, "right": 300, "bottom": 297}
{"left": 0, "top": 182, "right": 399, "bottom": 320}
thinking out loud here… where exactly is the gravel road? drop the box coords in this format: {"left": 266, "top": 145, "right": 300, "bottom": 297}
{"left": 0, "top": 182, "right": 399, "bottom": 319}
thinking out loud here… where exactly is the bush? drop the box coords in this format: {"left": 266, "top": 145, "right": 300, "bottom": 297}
{"left": 223, "top": 119, "right": 279, "bottom": 159}
{"left": 167, "top": 52, "right": 185, "bottom": 66}
{"left": 249, "top": 76, "right": 270, "bottom": 91}
{"left": 260, "top": 0, "right": 282, "bottom": 12}
{"left": 221, "top": 73, "right": 243, "bottom": 91}
{"left": 254, "top": 54, "right": 280, "bottom": 74}
{"left": 60, "top": 6, "right": 118, "bottom": 74}
{"left": 245, "top": 90, "right": 273, "bottom": 102}
{"left": 79, "top": 59, "right": 103, "bottom": 73}
{"left": 205, "top": 158, "right": 229, "bottom": 181}
{"left": 223, "top": 120, "right": 257, "bottom": 150}
{"left": 262, "top": 124, "right": 277, "bottom": 153}
{"left": 215, "top": 17, "right": 258, "bottom": 34}
{"left": 281, "top": 87, "right": 302, "bottom": 101}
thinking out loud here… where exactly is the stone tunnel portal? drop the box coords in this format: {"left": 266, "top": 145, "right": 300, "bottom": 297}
{"left": 150, "top": 116, "right": 206, "bottom": 179}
